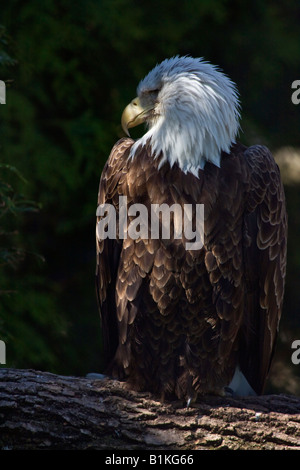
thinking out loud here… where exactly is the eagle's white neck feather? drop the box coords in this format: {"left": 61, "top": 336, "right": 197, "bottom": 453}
{"left": 129, "top": 56, "right": 241, "bottom": 176}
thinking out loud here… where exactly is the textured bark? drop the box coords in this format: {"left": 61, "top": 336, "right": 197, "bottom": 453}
{"left": 0, "top": 368, "right": 300, "bottom": 450}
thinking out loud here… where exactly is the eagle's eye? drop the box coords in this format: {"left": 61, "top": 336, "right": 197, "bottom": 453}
{"left": 145, "top": 89, "right": 160, "bottom": 98}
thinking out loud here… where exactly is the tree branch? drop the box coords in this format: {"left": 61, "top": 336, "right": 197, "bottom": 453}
{"left": 0, "top": 368, "right": 300, "bottom": 450}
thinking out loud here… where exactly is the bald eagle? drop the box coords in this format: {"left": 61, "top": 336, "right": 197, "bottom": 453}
{"left": 96, "top": 56, "right": 287, "bottom": 402}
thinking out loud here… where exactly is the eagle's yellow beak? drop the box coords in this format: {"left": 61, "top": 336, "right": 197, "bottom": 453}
{"left": 121, "top": 97, "right": 151, "bottom": 136}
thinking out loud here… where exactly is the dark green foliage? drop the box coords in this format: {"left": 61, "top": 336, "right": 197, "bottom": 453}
{"left": 0, "top": 164, "right": 39, "bottom": 270}
{"left": 0, "top": 26, "right": 17, "bottom": 69}
{"left": 0, "top": 1, "right": 299, "bottom": 388}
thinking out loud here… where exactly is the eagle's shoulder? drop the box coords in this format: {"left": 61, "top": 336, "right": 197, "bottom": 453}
{"left": 243, "top": 144, "right": 285, "bottom": 212}
{"left": 98, "top": 138, "right": 134, "bottom": 205}
{"left": 105, "top": 136, "right": 134, "bottom": 175}
{"left": 243, "top": 144, "right": 278, "bottom": 171}
{"left": 222, "top": 142, "right": 282, "bottom": 194}
{"left": 226, "top": 142, "right": 276, "bottom": 166}
{"left": 110, "top": 137, "right": 134, "bottom": 157}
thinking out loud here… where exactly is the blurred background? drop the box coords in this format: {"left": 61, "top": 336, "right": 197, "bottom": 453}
{"left": 0, "top": 0, "right": 299, "bottom": 394}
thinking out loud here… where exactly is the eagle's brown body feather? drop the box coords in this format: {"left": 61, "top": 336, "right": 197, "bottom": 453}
{"left": 96, "top": 137, "right": 287, "bottom": 400}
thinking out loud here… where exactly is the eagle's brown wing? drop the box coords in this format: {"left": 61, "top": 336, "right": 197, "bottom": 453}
{"left": 96, "top": 139, "right": 287, "bottom": 397}
{"left": 239, "top": 145, "right": 287, "bottom": 394}
{"left": 95, "top": 138, "right": 133, "bottom": 371}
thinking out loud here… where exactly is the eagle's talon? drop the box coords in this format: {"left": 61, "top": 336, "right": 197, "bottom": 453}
{"left": 186, "top": 397, "right": 192, "bottom": 409}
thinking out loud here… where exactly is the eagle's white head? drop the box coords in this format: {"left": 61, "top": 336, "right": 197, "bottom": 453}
{"left": 121, "top": 56, "right": 241, "bottom": 176}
